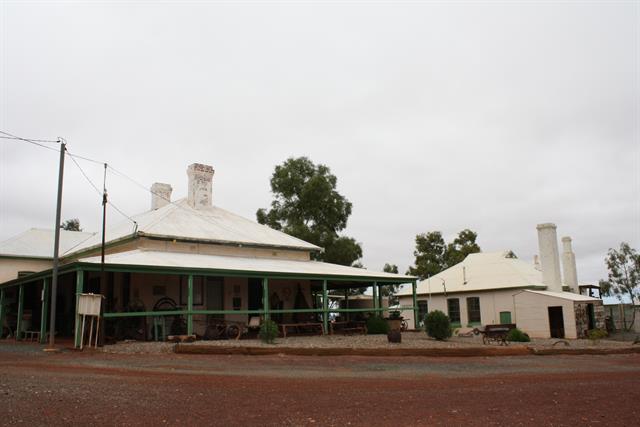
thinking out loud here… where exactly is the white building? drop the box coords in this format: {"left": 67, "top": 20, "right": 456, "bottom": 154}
{"left": 397, "top": 223, "right": 604, "bottom": 339}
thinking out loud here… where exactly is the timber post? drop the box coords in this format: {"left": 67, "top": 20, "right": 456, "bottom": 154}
{"left": 40, "top": 278, "right": 50, "bottom": 344}
{"left": 16, "top": 284, "right": 24, "bottom": 341}
{"left": 187, "top": 274, "right": 194, "bottom": 336}
{"left": 262, "top": 278, "right": 270, "bottom": 321}
{"left": 322, "top": 279, "right": 328, "bottom": 334}
{"left": 0, "top": 288, "right": 4, "bottom": 338}
{"left": 74, "top": 270, "right": 84, "bottom": 348}
{"left": 372, "top": 281, "right": 378, "bottom": 315}
{"left": 412, "top": 280, "right": 418, "bottom": 329}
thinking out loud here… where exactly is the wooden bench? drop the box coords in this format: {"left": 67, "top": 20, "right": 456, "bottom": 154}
{"left": 476, "top": 324, "right": 516, "bottom": 346}
{"left": 329, "top": 321, "right": 367, "bottom": 335}
{"left": 279, "top": 322, "right": 324, "bottom": 338}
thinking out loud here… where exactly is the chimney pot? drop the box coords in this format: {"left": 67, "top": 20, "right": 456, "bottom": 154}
{"left": 187, "top": 163, "right": 215, "bottom": 209}
{"left": 150, "top": 182, "right": 172, "bottom": 210}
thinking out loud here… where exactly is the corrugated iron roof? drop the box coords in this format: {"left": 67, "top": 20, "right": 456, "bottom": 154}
{"left": 79, "top": 249, "right": 414, "bottom": 281}
{"left": 397, "top": 251, "right": 546, "bottom": 295}
{"left": 521, "top": 289, "right": 600, "bottom": 302}
{"left": 0, "top": 228, "right": 95, "bottom": 259}
{"left": 397, "top": 251, "right": 597, "bottom": 296}
{"left": 65, "top": 198, "right": 321, "bottom": 256}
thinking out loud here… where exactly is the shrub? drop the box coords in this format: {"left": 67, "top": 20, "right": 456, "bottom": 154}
{"left": 587, "top": 328, "right": 608, "bottom": 341}
{"left": 506, "top": 328, "right": 530, "bottom": 342}
{"left": 424, "top": 310, "right": 452, "bottom": 341}
{"left": 366, "top": 316, "right": 389, "bottom": 335}
{"left": 259, "top": 319, "right": 279, "bottom": 344}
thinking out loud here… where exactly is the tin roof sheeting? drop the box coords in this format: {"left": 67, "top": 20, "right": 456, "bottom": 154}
{"left": 65, "top": 198, "right": 321, "bottom": 256}
{"left": 79, "top": 249, "right": 413, "bottom": 281}
{"left": 0, "top": 228, "right": 95, "bottom": 259}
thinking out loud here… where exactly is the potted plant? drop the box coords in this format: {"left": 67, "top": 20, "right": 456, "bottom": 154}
{"left": 386, "top": 310, "right": 403, "bottom": 331}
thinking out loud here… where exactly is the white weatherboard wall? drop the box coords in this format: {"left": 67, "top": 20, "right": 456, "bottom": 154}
{"left": 399, "top": 289, "right": 521, "bottom": 329}
{"left": 514, "top": 291, "right": 577, "bottom": 339}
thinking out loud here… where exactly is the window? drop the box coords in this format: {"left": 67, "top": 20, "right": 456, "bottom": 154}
{"left": 466, "top": 297, "right": 481, "bottom": 324}
{"left": 417, "top": 301, "right": 429, "bottom": 325}
{"left": 447, "top": 298, "right": 461, "bottom": 324}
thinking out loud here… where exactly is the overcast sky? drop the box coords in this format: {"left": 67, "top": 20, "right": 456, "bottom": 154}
{"left": 0, "top": 1, "right": 638, "bottom": 289}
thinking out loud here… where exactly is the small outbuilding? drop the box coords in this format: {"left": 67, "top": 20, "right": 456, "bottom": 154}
{"left": 397, "top": 223, "right": 604, "bottom": 339}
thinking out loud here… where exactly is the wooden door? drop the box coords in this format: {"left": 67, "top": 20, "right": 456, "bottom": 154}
{"left": 548, "top": 306, "right": 565, "bottom": 338}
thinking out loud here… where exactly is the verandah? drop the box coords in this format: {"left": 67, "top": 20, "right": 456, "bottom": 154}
{"left": 0, "top": 263, "right": 419, "bottom": 349}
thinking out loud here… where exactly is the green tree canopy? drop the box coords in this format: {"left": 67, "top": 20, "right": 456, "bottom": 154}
{"left": 61, "top": 218, "right": 82, "bottom": 231}
{"left": 380, "top": 263, "right": 400, "bottom": 301}
{"left": 407, "top": 229, "right": 481, "bottom": 280}
{"left": 599, "top": 242, "right": 639, "bottom": 331}
{"left": 257, "top": 157, "right": 362, "bottom": 266}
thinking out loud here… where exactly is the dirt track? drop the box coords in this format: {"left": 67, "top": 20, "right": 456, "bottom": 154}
{"left": 1, "top": 342, "right": 639, "bottom": 426}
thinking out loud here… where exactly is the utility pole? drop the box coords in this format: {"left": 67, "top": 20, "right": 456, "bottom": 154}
{"left": 98, "top": 163, "right": 107, "bottom": 346}
{"left": 47, "top": 140, "right": 66, "bottom": 350}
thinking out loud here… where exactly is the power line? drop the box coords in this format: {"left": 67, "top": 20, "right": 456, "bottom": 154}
{"left": 67, "top": 151, "right": 103, "bottom": 197}
{"left": 0, "top": 130, "right": 61, "bottom": 144}
{"left": 0, "top": 134, "right": 60, "bottom": 152}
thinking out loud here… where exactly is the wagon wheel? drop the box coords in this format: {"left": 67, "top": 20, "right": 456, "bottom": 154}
{"left": 482, "top": 335, "right": 489, "bottom": 345}
{"left": 225, "top": 324, "right": 241, "bottom": 340}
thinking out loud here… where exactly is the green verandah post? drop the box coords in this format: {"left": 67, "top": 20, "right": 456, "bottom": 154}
{"left": 74, "top": 270, "right": 84, "bottom": 348}
{"left": 412, "top": 280, "right": 418, "bottom": 329}
{"left": 322, "top": 279, "right": 328, "bottom": 334}
{"left": 0, "top": 288, "right": 4, "bottom": 337}
{"left": 262, "top": 278, "right": 270, "bottom": 321}
{"left": 372, "top": 281, "right": 378, "bottom": 315}
{"left": 16, "top": 284, "right": 24, "bottom": 341}
{"left": 187, "top": 274, "right": 194, "bottom": 336}
{"left": 40, "top": 278, "right": 50, "bottom": 344}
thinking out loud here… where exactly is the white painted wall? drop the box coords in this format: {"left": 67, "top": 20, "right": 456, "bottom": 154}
{"left": 514, "top": 292, "right": 577, "bottom": 338}
{"left": 0, "top": 258, "right": 52, "bottom": 283}
{"left": 399, "top": 289, "right": 521, "bottom": 330}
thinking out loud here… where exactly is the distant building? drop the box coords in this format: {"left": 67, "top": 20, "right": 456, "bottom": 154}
{"left": 397, "top": 223, "right": 603, "bottom": 339}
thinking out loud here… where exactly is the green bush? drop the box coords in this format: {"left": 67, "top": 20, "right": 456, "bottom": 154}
{"left": 424, "top": 310, "right": 452, "bottom": 341}
{"left": 259, "top": 319, "right": 279, "bottom": 344}
{"left": 366, "top": 316, "right": 389, "bottom": 335}
{"left": 587, "top": 328, "right": 608, "bottom": 341}
{"left": 506, "top": 328, "right": 531, "bottom": 342}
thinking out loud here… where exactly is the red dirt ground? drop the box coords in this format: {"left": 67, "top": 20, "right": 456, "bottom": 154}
{"left": 0, "top": 342, "right": 639, "bottom": 426}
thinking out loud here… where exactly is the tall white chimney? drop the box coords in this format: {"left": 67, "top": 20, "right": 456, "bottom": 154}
{"left": 187, "top": 163, "right": 215, "bottom": 209}
{"left": 536, "top": 223, "right": 563, "bottom": 292}
{"left": 150, "top": 182, "right": 172, "bottom": 210}
{"left": 561, "top": 236, "right": 579, "bottom": 292}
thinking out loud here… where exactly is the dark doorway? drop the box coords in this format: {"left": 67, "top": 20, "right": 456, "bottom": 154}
{"left": 248, "top": 278, "right": 263, "bottom": 311}
{"left": 586, "top": 304, "right": 595, "bottom": 330}
{"left": 548, "top": 306, "right": 565, "bottom": 338}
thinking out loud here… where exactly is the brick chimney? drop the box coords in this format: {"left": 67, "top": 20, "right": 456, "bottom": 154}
{"left": 150, "top": 182, "right": 172, "bottom": 210}
{"left": 561, "top": 236, "right": 579, "bottom": 292}
{"left": 187, "top": 163, "right": 215, "bottom": 209}
{"left": 536, "top": 223, "right": 563, "bottom": 292}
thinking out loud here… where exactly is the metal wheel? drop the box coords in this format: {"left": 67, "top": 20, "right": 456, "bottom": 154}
{"left": 226, "top": 324, "right": 241, "bottom": 340}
